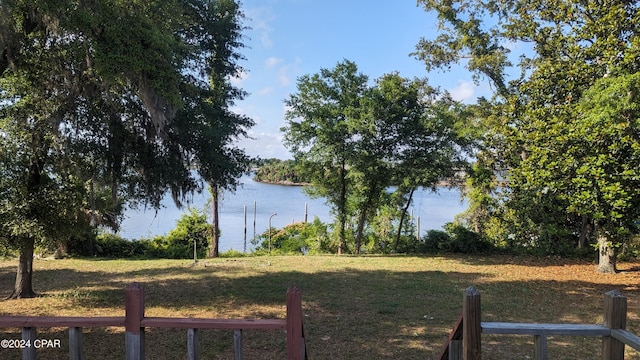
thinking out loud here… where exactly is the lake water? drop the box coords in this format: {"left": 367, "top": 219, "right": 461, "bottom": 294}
{"left": 117, "top": 175, "right": 468, "bottom": 252}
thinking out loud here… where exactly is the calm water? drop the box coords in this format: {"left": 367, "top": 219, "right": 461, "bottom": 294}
{"left": 118, "top": 175, "right": 468, "bottom": 252}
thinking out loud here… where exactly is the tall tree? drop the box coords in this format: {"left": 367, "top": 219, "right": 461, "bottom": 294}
{"left": 356, "top": 74, "right": 471, "bottom": 253}
{"left": 415, "top": 0, "right": 640, "bottom": 272}
{"left": 283, "top": 61, "right": 471, "bottom": 254}
{"left": 283, "top": 60, "right": 368, "bottom": 254}
{"left": 555, "top": 73, "right": 640, "bottom": 272}
{"left": 390, "top": 91, "right": 473, "bottom": 252}
{"left": 0, "top": 0, "right": 251, "bottom": 297}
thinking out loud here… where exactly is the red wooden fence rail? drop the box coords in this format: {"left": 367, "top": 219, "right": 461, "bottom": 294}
{"left": 0, "top": 283, "right": 307, "bottom": 360}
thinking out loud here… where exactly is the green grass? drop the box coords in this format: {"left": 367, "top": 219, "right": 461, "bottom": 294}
{"left": 0, "top": 255, "right": 639, "bottom": 359}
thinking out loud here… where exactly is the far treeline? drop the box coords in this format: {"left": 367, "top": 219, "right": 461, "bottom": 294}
{"left": 252, "top": 159, "right": 307, "bottom": 185}
{"left": 2, "top": 0, "right": 640, "bottom": 300}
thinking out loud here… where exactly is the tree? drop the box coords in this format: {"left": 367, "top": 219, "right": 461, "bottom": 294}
{"left": 283, "top": 61, "right": 471, "bottom": 254}
{"left": 283, "top": 60, "right": 368, "bottom": 254}
{"left": 560, "top": 74, "right": 640, "bottom": 272}
{"left": 0, "top": 0, "right": 251, "bottom": 297}
{"left": 357, "top": 73, "right": 471, "bottom": 253}
{"left": 173, "top": 0, "right": 253, "bottom": 258}
{"left": 389, "top": 90, "right": 473, "bottom": 252}
{"left": 415, "top": 0, "right": 640, "bottom": 271}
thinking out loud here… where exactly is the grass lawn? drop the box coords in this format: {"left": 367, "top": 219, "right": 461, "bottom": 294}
{"left": 0, "top": 254, "right": 639, "bottom": 359}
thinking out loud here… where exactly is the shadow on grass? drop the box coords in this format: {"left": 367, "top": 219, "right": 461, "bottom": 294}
{"left": 0, "top": 255, "right": 638, "bottom": 359}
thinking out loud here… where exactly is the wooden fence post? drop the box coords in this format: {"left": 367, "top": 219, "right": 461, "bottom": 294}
{"left": 233, "top": 330, "right": 243, "bottom": 360}
{"left": 286, "top": 286, "right": 304, "bottom": 360}
{"left": 534, "top": 334, "right": 547, "bottom": 360}
{"left": 449, "top": 340, "right": 463, "bottom": 360}
{"left": 187, "top": 328, "right": 199, "bottom": 360}
{"left": 125, "top": 283, "right": 145, "bottom": 360}
{"left": 463, "top": 286, "right": 481, "bottom": 360}
{"left": 602, "top": 290, "right": 626, "bottom": 360}
{"left": 69, "top": 327, "right": 83, "bottom": 360}
{"left": 22, "top": 327, "right": 36, "bottom": 360}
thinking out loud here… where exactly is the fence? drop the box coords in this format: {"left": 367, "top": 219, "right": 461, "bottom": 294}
{"left": 440, "top": 286, "right": 640, "bottom": 360}
{"left": 0, "top": 283, "right": 307, "bottom": 360}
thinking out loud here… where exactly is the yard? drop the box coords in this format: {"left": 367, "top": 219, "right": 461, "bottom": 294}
{"left": 0, "top": 255, "right": 639, "bottom": 359}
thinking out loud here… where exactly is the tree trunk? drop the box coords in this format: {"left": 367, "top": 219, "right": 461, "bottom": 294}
{"left": 10, "top": 146, "right": 44, "bottom": 299}
{"left": 337, "top": 160, "right": 348, "bottom": 255}
{"left": 354, "top": 208, "right": 367, "bottom": 255}
{"left": 394, "top": 187, "right": 415, "bottom": 253}
{"left": 209, "top": 182, "right": 220, "bottom": 258}
{"left": 596, "top": 230, "right": 617, "bottom": 274}
{"left": 9, "top": 238, "right": 37, "bottom": 299}
{"left": 355, "top": 179, "right": 379, "bottom": 255}
{"left": 578, "top": 215, "right": 593, "bottom": 249}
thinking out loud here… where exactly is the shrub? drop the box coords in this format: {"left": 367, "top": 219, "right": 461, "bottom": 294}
{"left": 252, "top": 217, "right": 330, "bottom": 255}
{"left": 146, "top": 207, "right": 211, "bottom": 259}
{"left": 422, "top": 230, "right": 451, "bottom": 252}
{"left": 443, "top": 223, "right": 491, "bottom": 253}
{"left": 220, "top": 249, "right": 248, "bottom": 258}
{"left": 93, "top": 207, "right": 211, "bottom": 259}
{"left": 94, "top": 233, "right": 145, "bottom": 258}
{"left": 421, "top": 223, "right": 492, "bottom": 254}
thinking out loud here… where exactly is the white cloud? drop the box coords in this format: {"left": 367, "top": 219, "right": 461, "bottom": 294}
{"left": 277, "top": 67, "right": 292, "bottom": 86}
{"left": 237, "top": 131, "right": 291, "bottom": 159}
{"left": 264, "top": 57, "right": 284, "bottom": 69}
{"left": 449, "top": 80, "right": 475, "bottom": 102}
{"left": 257, "top": 87, "right": 274, "bottom": 96}
{"left": 245, "top": 7, "right": 275, "bottom": 48}
{"left": 275, "top": 57, "right": 302, "bottom": 87}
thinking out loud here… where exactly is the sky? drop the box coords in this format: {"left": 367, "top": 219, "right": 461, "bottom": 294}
{"left": 232, "top": 0, "right": 491, "bottom": 159}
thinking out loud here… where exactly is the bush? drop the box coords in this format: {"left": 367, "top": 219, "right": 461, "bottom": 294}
{"left": 252, "top": 217, "right": 330, "bottom": 255}
{"left": 145, "top": 207, "right": 211, "bottom": 259}
{"left": 421, "top": 223, "right": 492, "bottom": 254}
{"left": 94, "top": 233, "right": 146, "bottom": 258}
{"left": 422, "top": 230, "right": 451, "bottom": 252}
{"left": 93, "top": 207, "right": 211, "bottom": 259}
{"left": 220, "top": 249, "right": 248, "bottom": 258}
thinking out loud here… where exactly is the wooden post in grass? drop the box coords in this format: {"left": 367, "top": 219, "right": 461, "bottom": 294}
{"left": 125, "top": 283, "right": 145, "bottom": 360}
{"left": 463, "top": 286, "right": 481, "bottom": 360}
{"left": 602, "top": 290, "right": 626, "bottom": 360}
{"left": 286, "top": 286, "right": 305, "bottom": 360}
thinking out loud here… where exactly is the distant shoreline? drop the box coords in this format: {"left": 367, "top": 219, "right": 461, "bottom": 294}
{"left": 253, "top": 178, "right": 310, "bottom": 186}
{"left": 255, "top": 177, "right": 464, "bottom": 188}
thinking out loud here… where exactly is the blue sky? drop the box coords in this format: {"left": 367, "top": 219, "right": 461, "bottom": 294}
{"left": 232, "top": 0, "right": 491, "bottom": 159}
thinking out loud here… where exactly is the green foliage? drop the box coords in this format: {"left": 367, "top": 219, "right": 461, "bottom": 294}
{"left": 282, "top": 60, "right": 367, "bottom": 253}
{"left": 282, "top": 60, "right": 472, "bottom": 254}
{"left": 253, "top": 159, "right": 306, "bottom": 184}
{"left": 0, "top": 236, "right": 15, "bottom": 257}
{"left": 94, "top": 233, "right": 147, "bottom": 258}
{"left": 618, "top": 235, "right": 640, "bottom": 261}
{"left": 219, "top": 249, "right": 249, "bottom": 258}
{"left": 415, "top": 0, "right": 640, "bottom": 268}
{"left": 160, "top": 207, "right": 211, "bottom": 259}
{"left": 422, "top": 230, "right": 451, "bottom": 252}
{"left": 252, "top": 217, "right": 330, "bottom": 255}
{"left": 422, "top": 223, "right": 492, "bottom": 254}
{"left": 0, "top": 0, "right": 251, "bottom": 295}
{"left": 92, "top": 208, "right": 211, "bottom": 259}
